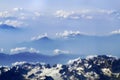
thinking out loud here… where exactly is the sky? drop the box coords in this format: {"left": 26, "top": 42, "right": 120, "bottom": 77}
{"left": 0, "top": 0, "right": 120, "bottom": 54}
{"left": 0, "top": 0, "right": 120, "bottom": 11}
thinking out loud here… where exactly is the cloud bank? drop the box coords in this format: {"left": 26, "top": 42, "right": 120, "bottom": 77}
{"left": 111, "top": 29, "right": 120, "bottom": 34}
{"left": 56, "top": 30, "right": 83, "bottom": 38}
{"left": 55, "top": 10, "right": 93, "bottom": 20}
{"left": 10, "top": 47, "right": 40, "bottom": 54}
{"left": 53, "top": 49, "right": 71, "bottom": 55}
{"left": 0, "top": 48, "right": 4, "bottom": 52}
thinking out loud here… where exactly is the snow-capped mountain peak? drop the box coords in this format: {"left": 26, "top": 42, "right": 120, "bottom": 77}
{"left": 0, "top": 55, "right": 120, "bottom": 80}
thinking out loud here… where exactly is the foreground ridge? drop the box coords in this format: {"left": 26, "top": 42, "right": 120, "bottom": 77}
{"left": 0, "top": 55, "right": 120, "bottom": 80}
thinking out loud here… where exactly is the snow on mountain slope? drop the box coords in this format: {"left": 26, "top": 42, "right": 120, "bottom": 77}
{"left": 0, "top": 55, "right": 120, "bottom": 80}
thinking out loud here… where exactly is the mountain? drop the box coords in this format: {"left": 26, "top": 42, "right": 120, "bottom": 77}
{"left": 0, "top": 55, "right": 120, "bottom": 80}
{"left": 32, "top": 36, "right": 52, "bottom": 43}
{"left": 0, "top": 52, "right": 79, "bottom": 66}
{"left": 0, "top": 24, "right": 17, "bottom": 30}
{"left": 19, "top": 34, "right": 120, "bottom": 56}
{"left": 19, "top": 36, "right": 61, "bottom": 54}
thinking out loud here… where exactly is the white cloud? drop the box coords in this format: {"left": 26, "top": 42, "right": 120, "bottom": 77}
{"left": 81, "top": 15, "right": 93, "bottom": 20}
{"left": 70, "top": 16, "right": 80, "bottom": 19}
{"left": 10, "top": 47, "right": 40, "bottom": 53}
{"left": 10, "top": 47, "right": 27, "bottom": 53}
{"left": 29, "top": 48, "right": 40, "bottom": 53}
{"left": 55, "top": 10, "right": 74, "bottom": 18}
{"left": 34, "top": 12, "right": 41, "bottom": 17}
{"left": 97, "top": 9, "right": 115, "bottom": 15}
{"left": 0, "top": 8, "right": 23, "bottom": 18}
{"left": 32, "top": 12, "right": 43, "bottom": 20}
{"left": 55, "top": 10, "right": 93, "bottom": 20}
{"left": 18, "top": 16, "right": 26, "bottom": 20}
{"left": 0, "top": 11, "right": 11, "bottom": 18}
{"left": 0, "top": 8, "right": 35, "bottom": 20}
{"left": 53, "top": 49, "right": 71, "bottom": 55}
{"left": 0, "top": 21, "right": 3, "bottom": 25}
{"left": 31, "top": 33, "right": 48, "bottom": 41}
{"left": 85, "top": 16, "right": 93, "bottom": 19}
{"left": 86, "top": 55, "right": 97, "bottom": 60}
{"left": 0, "top": 48, "right": 4, "bottom": 52}
{"left": 110, "top": 29, "right": 120, "bottom": 34}
{"left": 4, "top": 20, "right": 24, "bottom": 27}
{"left": 12, "top": 61, "right": 27, "bottom": 66}
{"left": 0, "top": 8, "right": 28, "bottom": 21}
{"left": 0, "top": 9, "right": 26, "bottom": 28}
{"left": 55, "top": 9, "right": 118, "bottom": 20}
{"left": 13, "top": 8, "right": 23, "bottom": 12}
{"left": 56, "top": 30, "right": 83, "bottom": 38}
{"left": 0, "top": 20, "right": 26, "bottom": 29}
{"left": 17, "top": 13, "right": 27, "bottom": 20}
{"left": 13, "top": 8, "right": 31, "bottom": 20}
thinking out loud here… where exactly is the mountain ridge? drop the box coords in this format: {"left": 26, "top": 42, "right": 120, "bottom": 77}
{"left": 0, "top": 55, "right": 120, "bottom": 80}
{"left": 0, "top": 52, "right": 79, "bottom": 66}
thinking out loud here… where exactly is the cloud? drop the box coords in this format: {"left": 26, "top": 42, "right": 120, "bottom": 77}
{"left": 0, "top": 8, "right": 23, "bottom": 18}
{"left": 0, "top": 8, "right": 27, "bottom": 28}
{"left": 86, "top": 55, "right": 97, "bottom": 60}
{"left": 18, "top": 16, "right": 26, "bottom": 20}
{"left": 81, "top": 15, "right": 93, "bottom": 19}
{"left": 53, "top": 49, "right": 71, "bottom": 55}
{"left": 97, "top": 9, "right": 115, "bottom": 15}
{"left": 31, "top": 33, "right": 48, "bottom": 41}
{"left": 0, "top": 48, "right": 4, "bottom": 52}
{"left": 55, "top": 9, "right": 119, "bottom": 20}
{"left": 55, "top": 10, "right": 74, "bottom": 18}
{"left": 13, "top": 8, "right": 23, "bottom": 12}
{"left": 55, "top": 10, "right": 93, "bottom": 20}
{"left": 32, "top": 12, "right": 43, "bottom": 20}
{"left": 0, "top": 11, "right": 11, "bottom": 18}
{"left": 34, "top": 12, "right": 41, "bottom": 17}
{"left": 0, "top": 20, "right": 24, "bottom": 28}
{"left": 12, "top": 61, "right": 27, "bottom": 66}
{"left": 10, "top": 47, "right": 40, "bottom": 53}
{"left": 3, "top": 20, "right": 24, "bottom": 27}
{"left": 110, "top": 29, "right": 120, "bottom": 34}
{"left": 29, "top": 48, "right": 40, "bottom": 53}
{"left": 10, "top": 47, "right": 27, "bottom": 53}
{"left": 0, "top": 8, "right": 34, "bottom": 20}
{"left": 56, "top": 30, "right": 84, "bottom": 38}
{"left": 13, "top": 8, "right": 30, "bottom": 20}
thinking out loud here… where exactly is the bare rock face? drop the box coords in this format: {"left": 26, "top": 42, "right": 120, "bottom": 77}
{"left": 0, "top": 55, "right": 120, "bottom": 80}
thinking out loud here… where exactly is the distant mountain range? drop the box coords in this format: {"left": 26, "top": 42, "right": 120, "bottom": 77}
{"left": 0, "top": 55, "right": 120, "bottom": 80}
{"left": 0, "top": 24, "right": 17, "bottom": 30}
{"left": 18, "top": 34, "right": 120, "bottom": 56}
{"left": 0, "top": 52, "right": 79, "bottom": 66}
